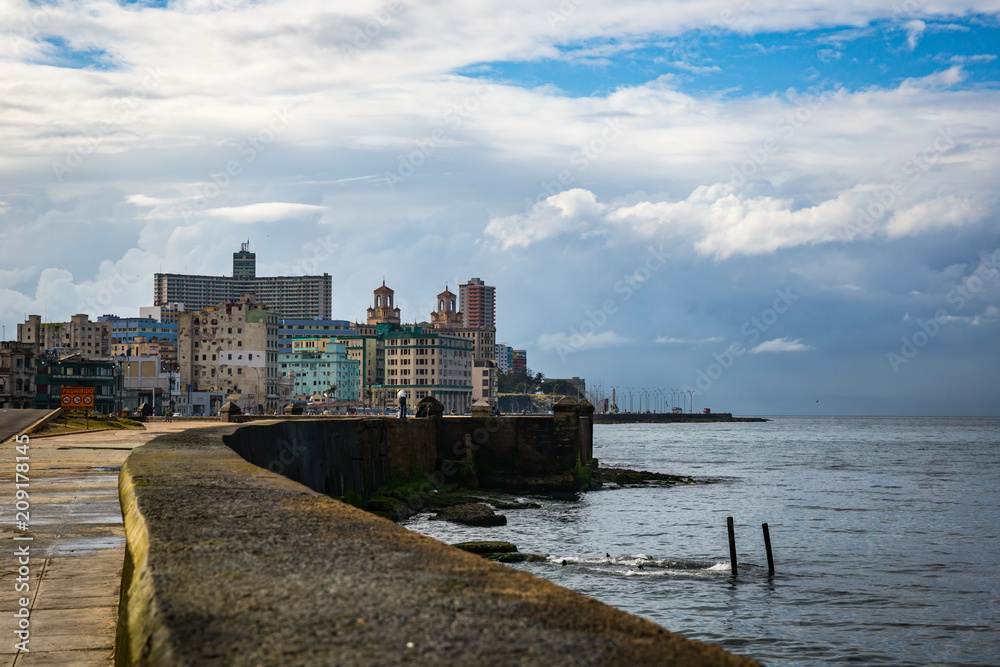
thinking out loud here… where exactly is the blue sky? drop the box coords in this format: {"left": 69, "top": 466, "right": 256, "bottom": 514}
{"left": 1, "top": 0, "right": 999, "bottom": 415}
{"left": 459, "top": 19, "right": 1000, "bottom": 97}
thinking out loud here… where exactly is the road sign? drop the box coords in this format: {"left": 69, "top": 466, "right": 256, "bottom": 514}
{"left": 61, "top": 386, "right": 95, "bottom": 410}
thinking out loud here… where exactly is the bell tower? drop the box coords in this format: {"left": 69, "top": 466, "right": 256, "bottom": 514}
{"left": 430, "top": 287, "right": 462, "bottom": 329}
{"left": 367, "top": 281, "right": 401, "bottom": 325}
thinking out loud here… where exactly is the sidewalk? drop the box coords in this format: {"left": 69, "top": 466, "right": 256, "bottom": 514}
{"left": 0, "top": 422, "right": 220, "bottom": 666}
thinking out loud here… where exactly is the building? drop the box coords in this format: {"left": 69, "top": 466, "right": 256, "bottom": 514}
{"left": 424, "top": 287, "right": 497, "bottom": 403}
{"left": 459, "top": 277, "right": 496, "bottom": 329}
{"left": 34, "top": 354, "right": 115, "bottom": 414}
{"left": 495, "top": 343, "right": 513, "bottom": 374}
{"left": 140, "top": 303, "right": 186, "bottom": 325}
{"left": 511, "top": 349, "right": 527, "bottom": 375}
{"left": 110, "top": 335, "right": 177, "bottom": 364}
{"left": 0, "top": 342, "right": 35, "bottom": 409}
{"left": 18, "top": 314, "right": 112, "bottom": 359}
{"left": 177, "top": 294, "right": 280, "bottom": 414}
{"left": 473, "top": 358, "right": 497, "bottom": 405}
{"left": 154, "top": 244, "right": 332, "bottom": 319}
{"left": 278, "top": 318, "right": 353, "bottom": 353}
{"left": 119, "top": 355, "right": 177, "bottom": 414}
{"left": 366, "top": 281, "right": 401, "bottom": 326}
{"left": 100, "top": 315, "right": 178, "bottom": 344}
{"left": 278, "top": 341, "right": 360, "bottom": 403}
{"left": 383, "top": 326, "right": 473, "bottom": 415}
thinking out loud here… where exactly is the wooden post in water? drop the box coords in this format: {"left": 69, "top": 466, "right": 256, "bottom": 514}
{"left": 727, "top": 516, "right": 738, "bottom": 576}
{"left": 762, "top": 523, "right": 774, "bottom": 575}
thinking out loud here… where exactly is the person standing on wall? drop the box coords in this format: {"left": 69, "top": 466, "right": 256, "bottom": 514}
{"left": 397, "top": 389, "right": 407, "bottom": 419}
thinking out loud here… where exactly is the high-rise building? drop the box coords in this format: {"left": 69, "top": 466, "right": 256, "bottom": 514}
{"left": 495, "top": 343, "right": 513, "bottom": 374}
{"left": 459, "top": 278, "right": 496, "bottom": 329}
{"left": 233, "top": 241, "right": 256, "bottom": 278}
{"left": 511, "top": 349, "right": 527, "bottom": 375}
{"left": 154, "top": 244, "right": 332, "bottom": 319}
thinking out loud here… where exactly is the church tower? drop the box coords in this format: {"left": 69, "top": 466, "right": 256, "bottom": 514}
{"left": 367, "top": 281, "right": 401, "bottom": 325}
{"left": 430, "top": 287, "right": 462, "bottom": 329}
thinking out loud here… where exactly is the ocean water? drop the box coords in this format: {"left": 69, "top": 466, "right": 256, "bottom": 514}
{"left": 404, "top": 417, "right": 1000, "bottom": 666}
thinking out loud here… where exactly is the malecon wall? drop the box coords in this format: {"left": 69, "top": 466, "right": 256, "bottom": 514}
{"left": 223, "top": 396, "right": 597, "bottom": 498}
{"left": 115, "top": 419, "right": 760, "bottom": 666}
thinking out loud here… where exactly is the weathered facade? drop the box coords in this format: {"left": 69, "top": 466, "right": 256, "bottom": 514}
{"left": 177, "top": 294, "right": 280, "bottom": 413}
{"left": 0, "top": 342, "right": 35, "bottom": 409}
{"left": 17, "top": 314, "right": 111, "bottom": 359}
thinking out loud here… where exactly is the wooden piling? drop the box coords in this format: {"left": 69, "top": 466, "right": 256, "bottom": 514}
{"left": 762, "top": 523, "right": 774, "bottom": 575}
{"left": 727, "top": 516, "right": 737, "bottom": 576}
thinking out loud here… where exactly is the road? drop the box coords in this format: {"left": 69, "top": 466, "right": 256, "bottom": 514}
{"left": 0, "top": 421, "right": 221, "bottom": 666}
{"left": 0, "top": 410, "right": 54, "bottom": 444}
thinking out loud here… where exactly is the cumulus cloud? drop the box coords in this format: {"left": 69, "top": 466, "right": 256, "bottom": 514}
{"left": 484, "top": 189, "right": 605, "bottom": 249}
{"left": 750, "top": 337, "right": 814, "bottom": 353}
{"left": 485, "top": 183, "right": 992, "bottom": 259}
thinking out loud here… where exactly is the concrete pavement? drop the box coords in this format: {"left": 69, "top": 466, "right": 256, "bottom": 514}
{"left": 0, "top": 421, "right": 221, "bottom": 666}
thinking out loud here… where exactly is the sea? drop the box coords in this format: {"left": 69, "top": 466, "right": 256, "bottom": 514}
{"left": 404, "top": 416, "right": 1000, "bottom": 666}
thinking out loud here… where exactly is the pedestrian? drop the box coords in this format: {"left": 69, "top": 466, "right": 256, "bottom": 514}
{"left": 397, "top": 389, "right": 407, "bottom": 419}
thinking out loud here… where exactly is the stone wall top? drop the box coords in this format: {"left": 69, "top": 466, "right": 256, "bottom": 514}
{"left": 116, "top": 423, "right": 760, "bottom": 666}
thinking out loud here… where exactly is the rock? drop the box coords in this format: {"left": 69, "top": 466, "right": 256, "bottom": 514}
{"left": 363, "top": 497, "right": 416, "bottom": 522}
{"left": 489, "top": 500, "right": 542, "bottom": 510}
{"left": 452, "top": 541, "right": 518, "bottom": 554}
{"left": 430, "top": 503, "right": 507, "bottom": 527}
{"left": 484, "top": 553, "right": 548, "bottom": 564}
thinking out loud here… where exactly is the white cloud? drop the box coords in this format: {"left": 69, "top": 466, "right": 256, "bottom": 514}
{"left": 484, "top": 189, "right": 605, "bottom": 249}
{"left": 537, "top": 330, "right": 632, "bottom": 353}
{"left": 750, "top": 337, "right": 814, "bottom": 353}
{"left": 903, "top": 19, "right": 926, "bottom": 50}
{"left": 655, "top": 336, "right": 724, "bottom": 344}
{"left": 202, "top": 203, "right": 327, "bottom": 223}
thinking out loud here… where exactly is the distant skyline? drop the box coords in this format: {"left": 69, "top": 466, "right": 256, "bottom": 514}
{"left": 1, "top": 1, "right": 998, "bottom": 416}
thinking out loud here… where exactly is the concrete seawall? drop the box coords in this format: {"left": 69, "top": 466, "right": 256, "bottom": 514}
{"left": 116, "top": 422, "right": 760, "bottom": 666}
{"left": 223, "top": 399, "right": 596, "bottom": 500}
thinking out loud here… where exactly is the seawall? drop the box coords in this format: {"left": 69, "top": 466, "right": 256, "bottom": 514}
{"left": 593, "top": 413, "right": 767, "bottom": 424}
{"left": 115, "top": 421, "right": 760, "bottom": 666}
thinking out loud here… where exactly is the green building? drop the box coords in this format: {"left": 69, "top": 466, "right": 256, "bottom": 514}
{"left": 34, "top": 355, "right": 116, "bottom": 414}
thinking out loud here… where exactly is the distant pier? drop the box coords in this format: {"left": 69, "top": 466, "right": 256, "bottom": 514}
{"left": 593, "top": 412, "right": 767, "bottom": 424}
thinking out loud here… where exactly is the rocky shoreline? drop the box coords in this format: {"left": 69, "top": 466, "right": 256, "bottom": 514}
{"left": 336, "top": 466, "right": 711, "bottom": 568}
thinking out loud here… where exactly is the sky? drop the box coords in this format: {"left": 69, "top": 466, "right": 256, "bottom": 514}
{"left": 1, "top": 0, "right": 999, "bottom": 416}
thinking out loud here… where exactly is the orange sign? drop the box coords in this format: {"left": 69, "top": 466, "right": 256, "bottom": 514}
{"left": 61, "top": 386, "right": 95, "bottom": 409}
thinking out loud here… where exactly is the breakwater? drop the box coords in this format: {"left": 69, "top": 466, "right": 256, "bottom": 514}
{"left": 115, "top": 417, "right": 761, "bottom": 666}
{"left": 593, "top": 412, "right": 767, "bottom": 424}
